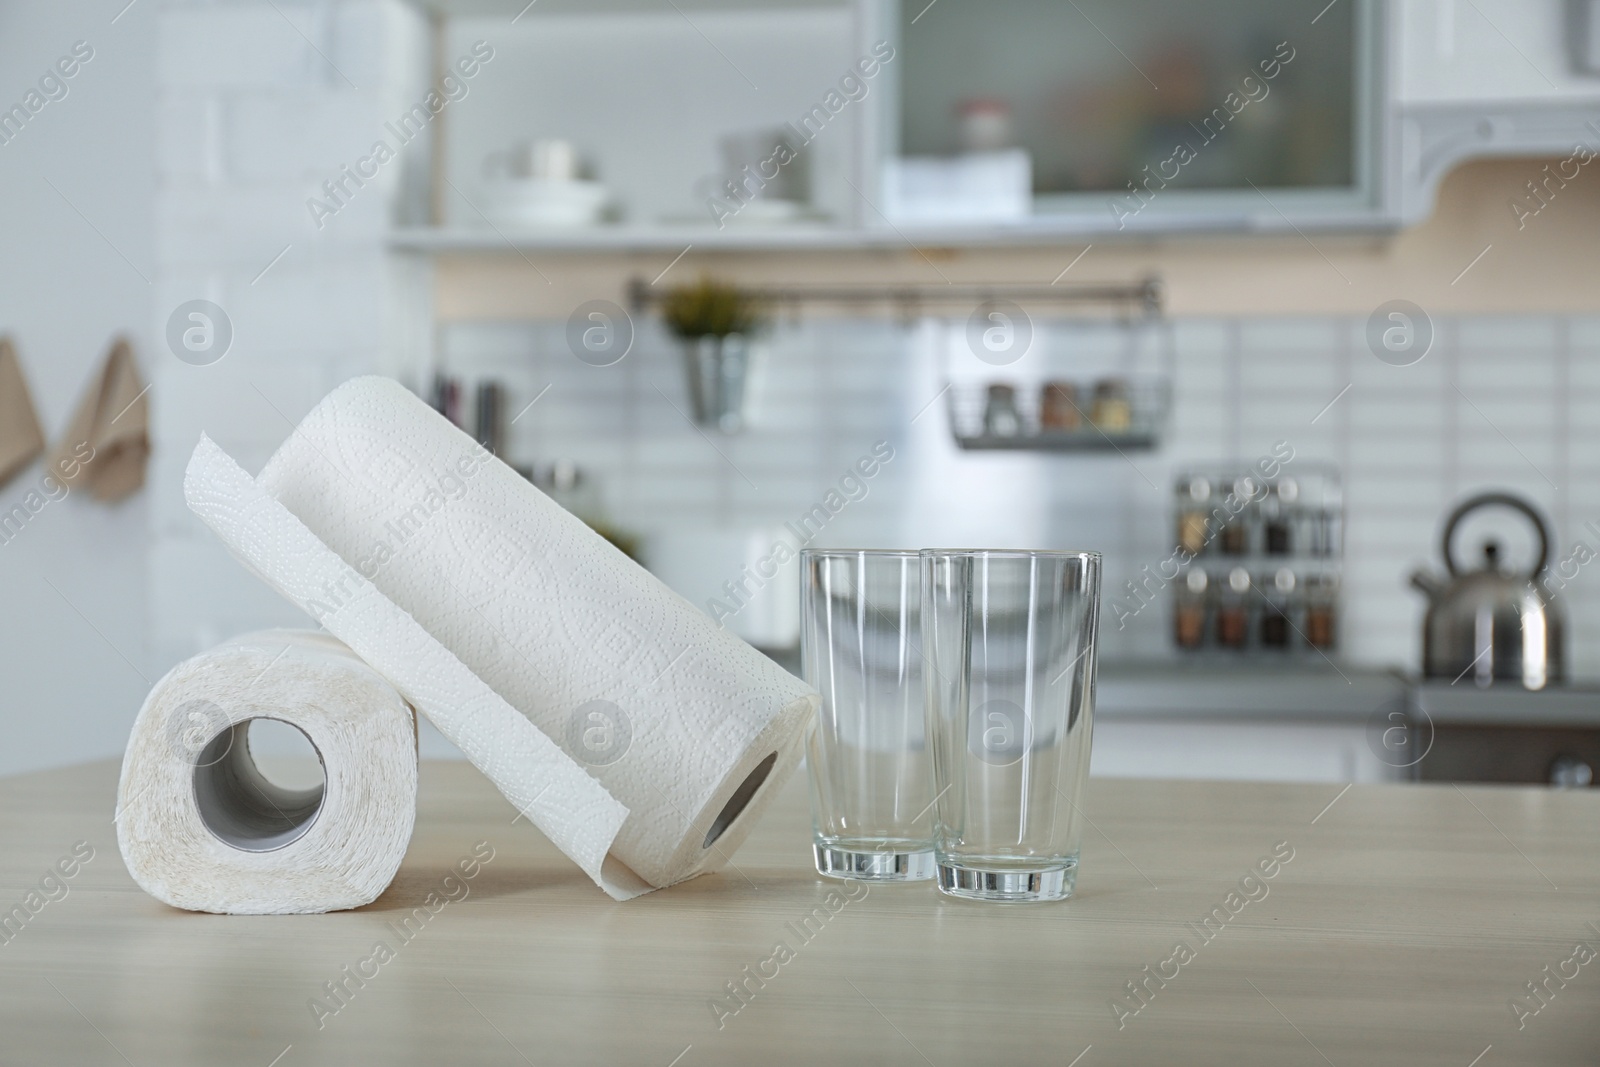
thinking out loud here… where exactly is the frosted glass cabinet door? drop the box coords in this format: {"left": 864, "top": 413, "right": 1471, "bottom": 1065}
{"left": 881, "top": 0, "right": 1381, "bottom": 229}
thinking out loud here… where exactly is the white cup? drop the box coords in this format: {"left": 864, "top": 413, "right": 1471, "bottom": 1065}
{"left": 485, "top": 138, "right": 582, "bottom": 182}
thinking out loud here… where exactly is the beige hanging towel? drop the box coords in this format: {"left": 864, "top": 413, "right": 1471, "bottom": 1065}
{"left": 48, "top": 336, "right": 149, "bottom": 502}
{"left": 0, "top": 337, "right": 47, "bottom": 490}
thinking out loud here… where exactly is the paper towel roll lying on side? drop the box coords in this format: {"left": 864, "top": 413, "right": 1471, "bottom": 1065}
{"left": 184, "top": 376, "right": 818, "bottom": 898}
{"left": 116, "top": 630, "right": 417, "bottom": 915}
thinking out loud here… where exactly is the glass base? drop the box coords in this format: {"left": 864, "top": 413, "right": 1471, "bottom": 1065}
{"left": 814, "top": 844, "right": 936, "bottom": 882}
{"left": 936, "top": 860, "right": 1077, "bottom": 903}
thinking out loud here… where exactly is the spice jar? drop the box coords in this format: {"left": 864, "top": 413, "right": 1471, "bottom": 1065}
{"left": 1218, "top": 477, "right": 1255, "bottom": 556}
{"left": 1319, "top": 502, "right": 1343, "bottom": 558}
{"left": 1264, "top": 479, "right": 1295, "bottom": 555}
{"left": 983, "top": 383, "right": 1022, "bottom": 437}
{"left": 1259, "top": 568, "right": 1295, "bottom": 649}
{"left": 1174, "top": 568, "right": 1208, "bottom": 650}
{"left": 1090, "top": 378, "right": 1132, "bottom": 433}
{"left": 1039, "top": 380, "right": 1080, "bottom": 432}
{"left": 1305, "top": 575, "right": 1338, "bottom": 650}
{"left": 1307, "top": 483, "right": 1342, "bottom": 558}
{"left": 1218, "top": 521, "right": 1248, "bottom": 555}
{"left": 1216, "top": 567, "right": 1251, "bottom": 649}
{"left": 1177, "top": 477, "right": 1211, "bottom": 557}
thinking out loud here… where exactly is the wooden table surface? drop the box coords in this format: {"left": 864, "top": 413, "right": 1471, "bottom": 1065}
{"left": 2, "top": 759, "right": 1598, "bottom": 1066}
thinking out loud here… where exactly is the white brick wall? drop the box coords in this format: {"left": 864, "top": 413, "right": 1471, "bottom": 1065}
{"left": 150, "top": 0, "right": 432, "bottom": 671}
{"left": 438, "top": 311, "right": 1600, "bottom": 677}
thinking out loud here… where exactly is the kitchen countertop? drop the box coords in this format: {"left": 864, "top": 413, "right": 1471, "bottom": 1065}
{"left": 1097, "top": 660, "right": 1403, "bottom": 720}
{"left": 3, "top": 760, "right": 1598, "bottom": 1065}
{"left": 763, "top": 651, "right": 1409, "bottom": 721}
{"left": 1412, "top": 681, "right": 1600, "bottom": 726}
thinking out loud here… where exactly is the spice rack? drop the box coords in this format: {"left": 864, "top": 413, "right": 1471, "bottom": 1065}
{"left": 1170, "top": 464, "right": 1344, "bottom": 657}
{"left": 938, "top": 281, "right": 1172, "bottom": 453}
{"left": 946, "top": 377, "right": 1168, "bottom": 451}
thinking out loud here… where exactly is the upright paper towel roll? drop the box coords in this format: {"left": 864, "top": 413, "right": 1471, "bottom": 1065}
{"left": 185, "top": 439, "right": 633, "bottom": 896}
{"left": 186, "top": 377, "right": 817, "bottom": 897}
{"left": 116, "top": 630, "right": 417, "bottom": 915}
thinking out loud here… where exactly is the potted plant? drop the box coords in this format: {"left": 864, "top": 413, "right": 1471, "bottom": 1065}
{"left": 660, "top": 276, "right": 767, "bottom": 433}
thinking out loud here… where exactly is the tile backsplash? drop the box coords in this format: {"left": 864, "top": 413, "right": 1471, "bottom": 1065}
{"left": 439, "top": 313, "right": 1600, "bottom": 677}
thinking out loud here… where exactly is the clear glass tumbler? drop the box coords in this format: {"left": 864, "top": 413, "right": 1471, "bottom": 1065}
{"left": 802, "top": 549, "right": 936, "bottom": 881}
{"left": 921, "top": 549, "right": 1101, "bottom": 903}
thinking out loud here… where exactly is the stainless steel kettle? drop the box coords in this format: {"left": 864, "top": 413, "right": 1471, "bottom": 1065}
{"left": 1409, "top": 491, "right": 1564, "bottom": 689}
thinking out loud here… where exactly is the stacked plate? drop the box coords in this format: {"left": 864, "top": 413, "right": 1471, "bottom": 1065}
{"left": 478, "top": 178, "right": 610, "bottom": 227}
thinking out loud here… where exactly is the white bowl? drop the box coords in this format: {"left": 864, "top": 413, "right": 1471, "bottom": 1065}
{"left": 477, "top": 179, "right": 610, "bottom": 228}
{"left": 724, "top": 198, "right": 806, "bottom": 225}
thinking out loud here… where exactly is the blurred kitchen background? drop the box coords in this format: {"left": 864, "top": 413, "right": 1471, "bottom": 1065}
{"left": 5, "top": 0, "right": 1600, "bottom": 784}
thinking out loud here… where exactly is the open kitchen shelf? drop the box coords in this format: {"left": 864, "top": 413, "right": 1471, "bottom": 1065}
{"left": 393, "top": 224, "right": 872, "bottom": 253}
{"left": 387, "top": 214, "right": 1391, "bottom": 255}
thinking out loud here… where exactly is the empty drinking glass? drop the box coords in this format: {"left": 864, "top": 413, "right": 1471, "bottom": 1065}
{"left": 921, "top": 549, "right": 1101, "bottom": 902}
{"left": 801, "top": 549, "right": 935, "bottom": 881}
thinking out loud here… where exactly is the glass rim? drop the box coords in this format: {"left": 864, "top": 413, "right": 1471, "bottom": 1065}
{"left": 799, "top": 547, "right": 920, "bottom": 560}
{"left": 917, "top": 548, "right": 1102, "bottom": 561}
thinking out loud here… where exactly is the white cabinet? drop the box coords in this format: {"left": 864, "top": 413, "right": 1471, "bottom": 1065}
{"left": 396, "top": 0, "right": 1600, "bottom": 249}
{"left": 1392, "top": 0, "right": 1600, "bottom": 220}
{"left": 869, "top": 0, "right": 1390, "bottom": 236}
{"left": 1396, "top": 0, "right": 1600, "bottom": 104}
{"left": 1092, "top": 718, "right": 1402, "bottom": 783}
{"left": 1091, "top": 665, "right": 1407, "bottom": 784}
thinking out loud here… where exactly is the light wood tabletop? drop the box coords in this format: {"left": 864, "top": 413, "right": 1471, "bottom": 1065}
{"left": 1, "top": 759, "right": 1598, "bottom": 1066}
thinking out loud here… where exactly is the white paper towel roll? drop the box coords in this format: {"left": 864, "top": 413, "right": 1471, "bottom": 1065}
{"left": 184, "top": 439, "right": 635, "bottom": 897}
{"left": 115, "top": 630, "right": 417, "bottom": 915}
{"left": 185, "top": 376, "right": 817, "bottom": 898}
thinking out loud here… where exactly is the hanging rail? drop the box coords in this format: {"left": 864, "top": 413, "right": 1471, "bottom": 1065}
{"left": 626, "top": 275, "right": 1162, "bottom": 317}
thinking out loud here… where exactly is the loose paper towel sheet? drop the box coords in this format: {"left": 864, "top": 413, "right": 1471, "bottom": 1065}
{"left": 116, "top": 630, "right": 417, "bottom": 914}
{"left": 185, "top": 377, "right": 817, "bottom": 898}
{"left": 185, "top": 439, "right": 638, "bottom": 897}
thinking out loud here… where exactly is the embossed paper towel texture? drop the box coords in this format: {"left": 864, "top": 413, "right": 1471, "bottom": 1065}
{"left": 190, "top": 377, "right": 817, "bottom": 897}
{"left": 258, "top": 378, "right": 817, "bottom": 888}
{"left": 116, "top": 630, "right": 417, "bottom": 914}
{"left": 185, "top": 436, "right": 637, "bottom": 897}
